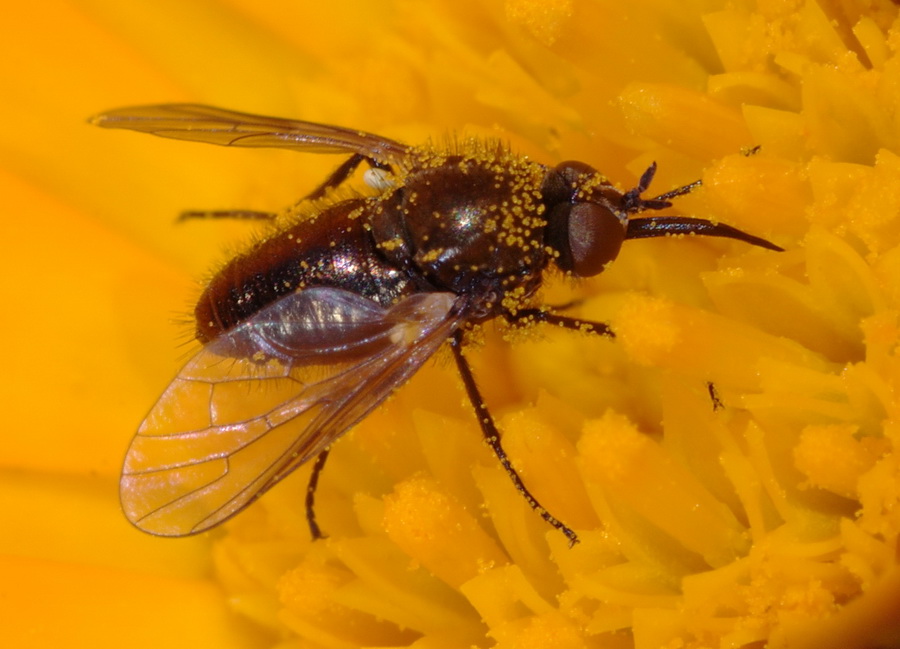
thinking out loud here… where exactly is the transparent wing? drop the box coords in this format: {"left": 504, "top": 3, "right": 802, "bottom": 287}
{"left": 121, "top": 287, "right": 463, "bottom": 536}
{"left": 92, "top": 103, "right": 411, "bottom": 165}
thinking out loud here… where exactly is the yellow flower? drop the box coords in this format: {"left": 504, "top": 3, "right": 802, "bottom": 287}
{"left": 4, "top": 1, "right": 900, "bottom": 648}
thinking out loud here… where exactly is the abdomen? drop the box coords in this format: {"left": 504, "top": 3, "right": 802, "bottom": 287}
{"left": 195, "top": 199, "right": 414, "bottom": 343}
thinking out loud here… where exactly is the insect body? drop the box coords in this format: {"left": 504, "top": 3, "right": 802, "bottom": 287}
{"left": 94, "top": 104, "right": 782, "bottom": 545}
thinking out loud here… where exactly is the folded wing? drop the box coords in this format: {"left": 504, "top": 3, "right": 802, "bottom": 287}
{"left": 91, "top": 103, "right": 411, "bottom": 165}
{"left": 121, "top": 287, "right": 463, "bottom": 536}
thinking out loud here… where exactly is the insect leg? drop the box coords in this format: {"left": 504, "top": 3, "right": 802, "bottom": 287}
{"left": 178, "top": 153, "right": 384, "bottom": 221}
{"left": 450, "top": 330, "right": 579, "bottom": 547}
{"left": 174, "top": 154, "right": 379, "bottom": 221}
{"left": 178, "top": 209, "right": 279, "bottom": 221}
{"left": 305, "top": 153, "right": 393, "bottom": 200}
{"left": 305, "top": 448, "right": 331, "bottom": 540}
{"left": 304, "top": 153, "right": 367, "bottom": 200}
{"left": 506, "top": 308, "right": 615, "bottom": 337}
{"left": 707, "top": 382, "right": 724, "bottom": 411}
{"left": 179, "top": 154, "right": 387, "bottom": 223}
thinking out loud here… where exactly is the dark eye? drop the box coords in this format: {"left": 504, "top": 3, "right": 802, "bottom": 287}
{"left": 547, "top": 202, "right": 626, "bottom": 277}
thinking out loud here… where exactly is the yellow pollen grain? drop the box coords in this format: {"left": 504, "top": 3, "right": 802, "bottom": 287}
{"left": 379, "top": 237, "right": 404, "bottom": 251}
{"left": 382, "top": 477, "right": 508, "bottom": 588}
{"left": 613, "top": 294, "right": 826, "bottom": 391}
{"left": 278, "top": 560, "right": 349, "bottom": 617}
{"left": 490, "top": 612, "right": 586, "bottom": 648}
{"left": 794, "top": 424, "right": 884, "bottom": 499}
{"left": 277, "top": 559, "right": 409, "bottom": 644}
{"left": 579, "top": 411, "right": 748, "bottom": 567}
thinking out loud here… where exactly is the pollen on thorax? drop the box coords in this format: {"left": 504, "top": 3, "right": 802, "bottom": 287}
{"left": 378, "top": 237, "right": 405, "bottom": 251}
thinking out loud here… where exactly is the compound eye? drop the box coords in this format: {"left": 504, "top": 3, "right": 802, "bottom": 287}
{"left": 565, "top": 203, "right": 626, "bottom": 277}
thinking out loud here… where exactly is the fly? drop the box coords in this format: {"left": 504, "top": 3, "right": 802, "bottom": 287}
{"left": 93, "top": 104, "right": 783, "bottom": 546}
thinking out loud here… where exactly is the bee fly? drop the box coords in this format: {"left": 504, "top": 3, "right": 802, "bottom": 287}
{"left": 93, "top": 104, "right": 782, "bottom": 546}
